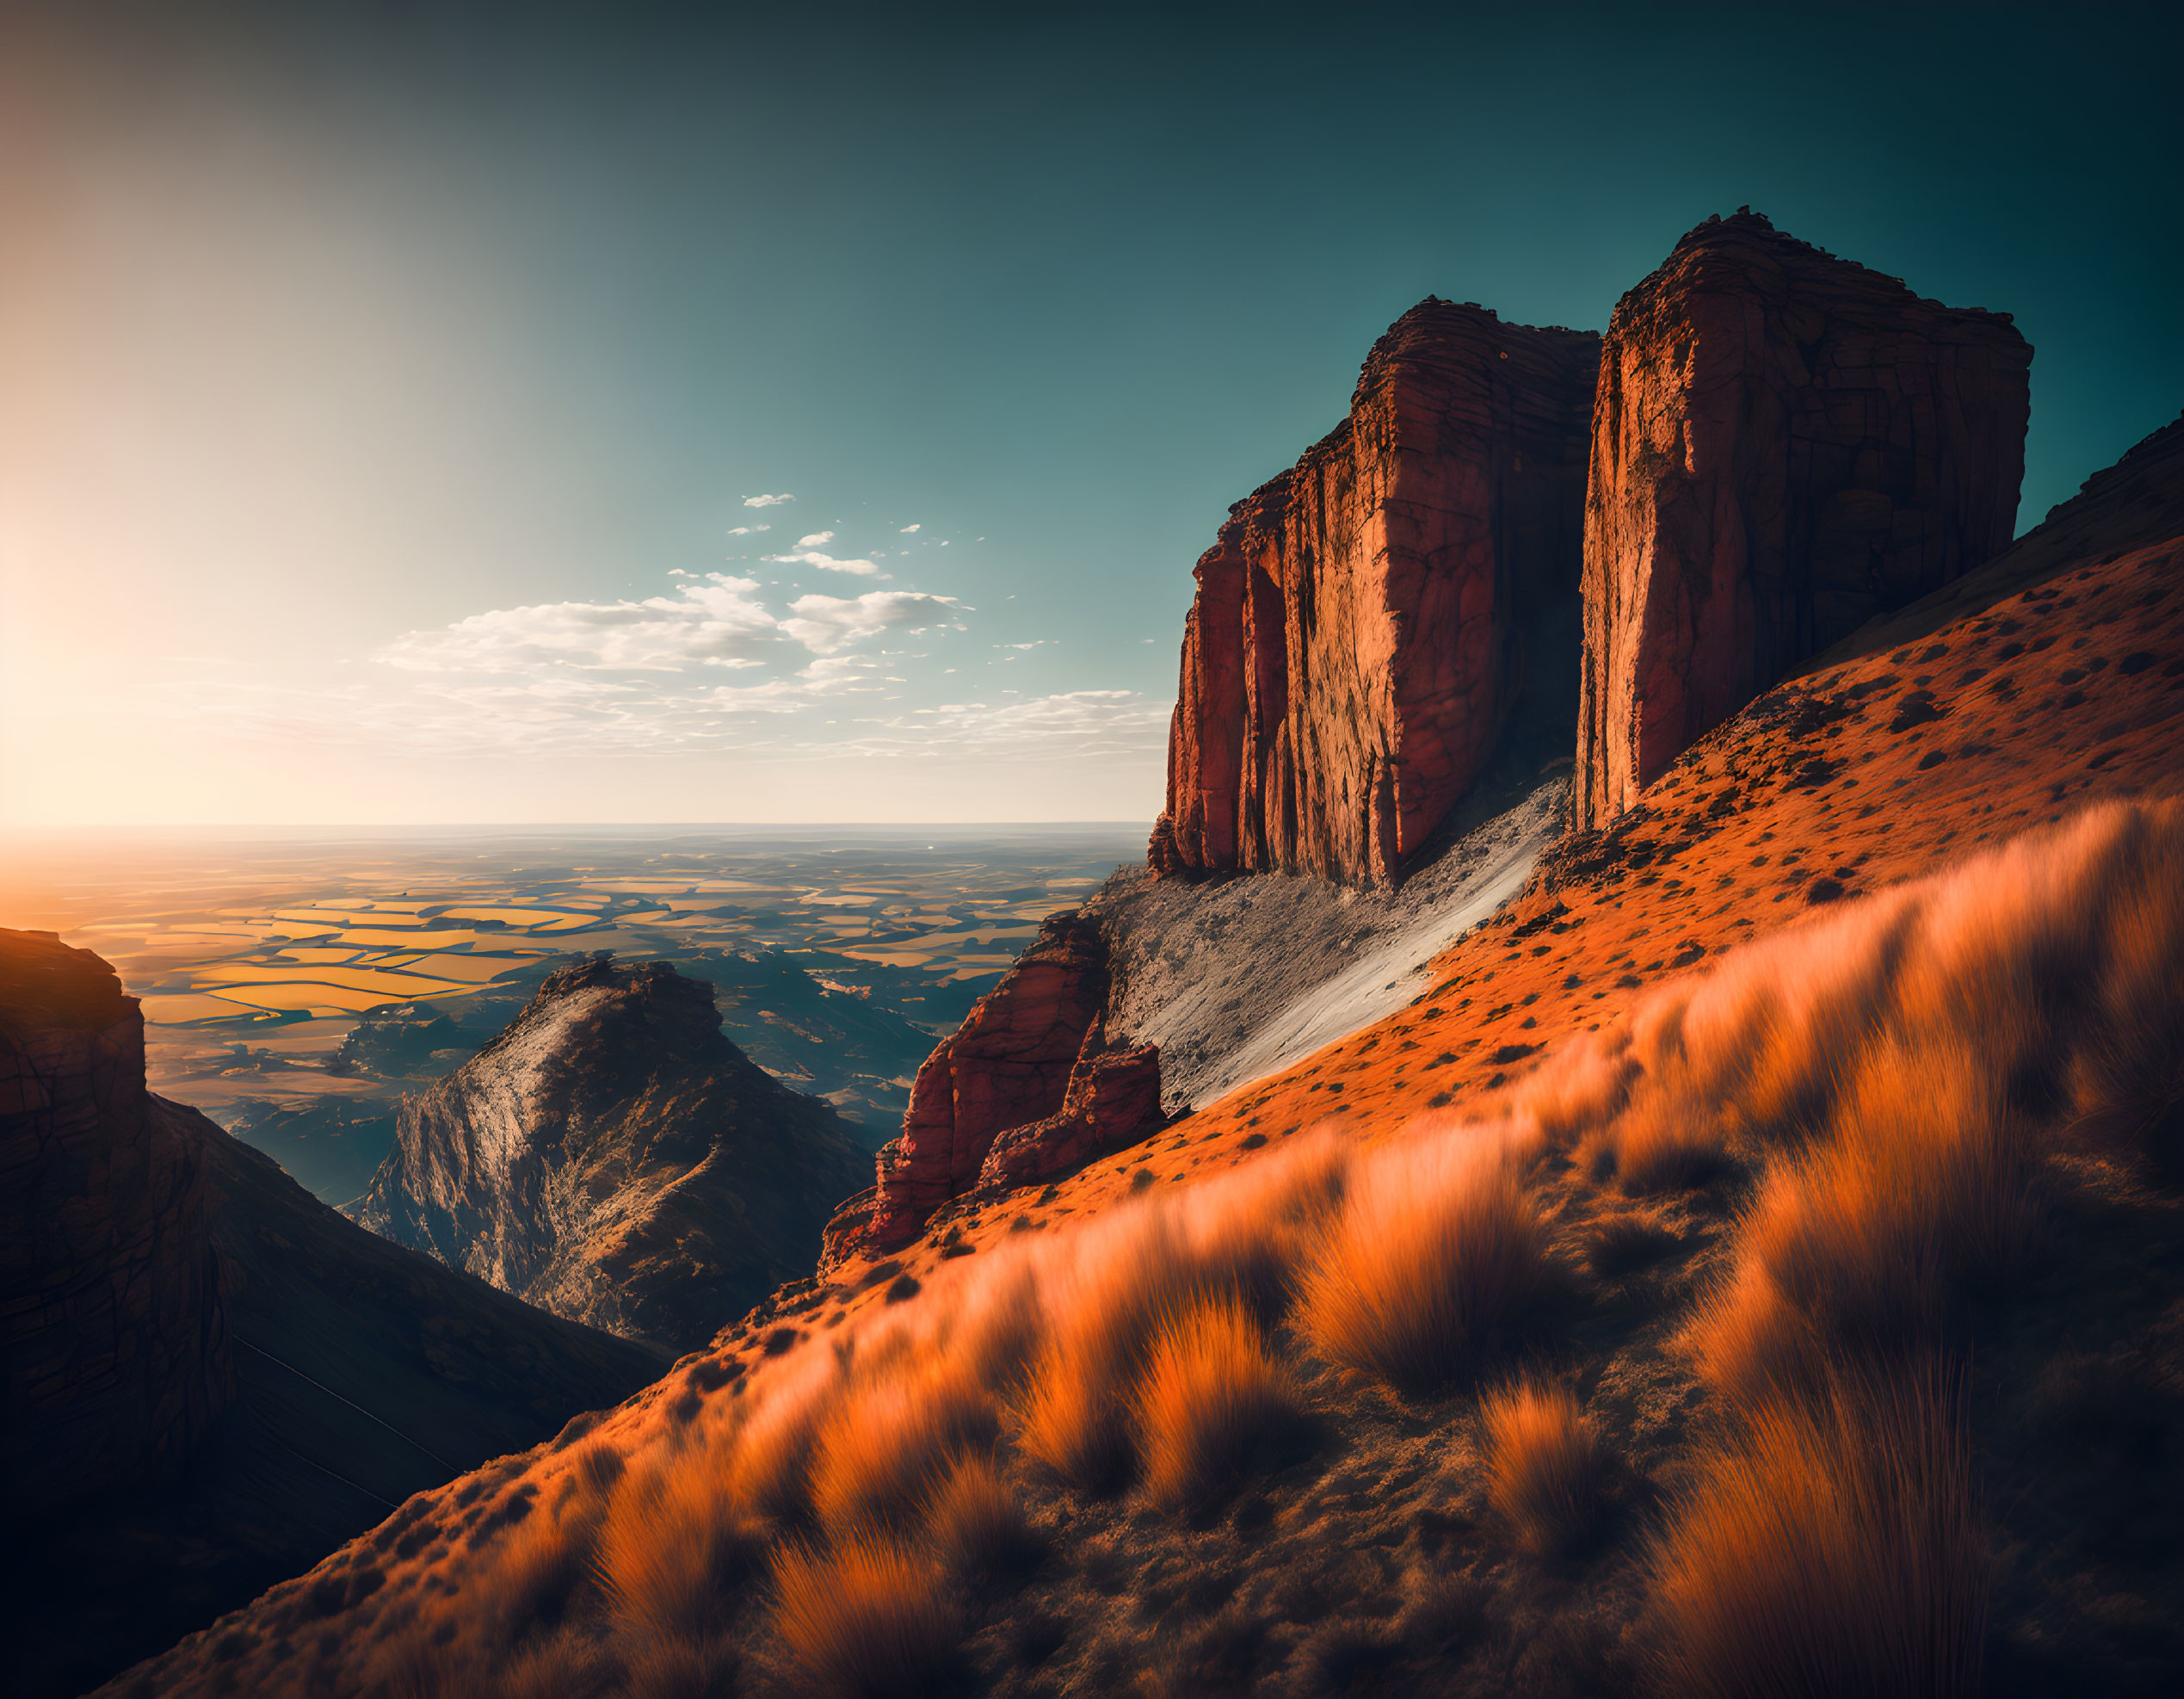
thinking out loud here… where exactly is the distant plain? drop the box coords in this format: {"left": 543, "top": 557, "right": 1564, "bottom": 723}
{"left": 0, "top": 824, "right": 1143, "bottom": 1199}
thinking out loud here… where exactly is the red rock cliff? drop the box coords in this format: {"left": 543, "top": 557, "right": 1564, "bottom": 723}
{"left": 1151, "top": 300, "right": 1601, "bottom": 886}
{"left": 0, "top": 929, "right": 231, "bottom": 1516}
{"left": 823, "top": 913, "right": 1162, "bottom": 1265}
{"left": 1574, "top": 211, "right": 2033, "bottom": 830}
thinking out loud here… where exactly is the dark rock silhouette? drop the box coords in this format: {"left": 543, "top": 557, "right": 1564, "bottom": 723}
{"left": 1, "top": 928, "right": 231, "bottom": 1517}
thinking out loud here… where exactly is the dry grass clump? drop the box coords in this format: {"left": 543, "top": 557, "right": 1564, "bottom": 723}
{"left": 1692, "top": 1042, "right": 2039, "bottom": 1406}
{"left": 617, "top": 1634, "right": 738, "bottom": 1699}
{"left": 1650, "top": 1372, "right": 1987, "bottom": 1699}
{"left": 771, "top": 1535, "right": 964, "bottom": 1699}
{"left": 595, "top": 1451, "right": 765, "bottom": 1644}
{"left": 809, "top": 1361, "right": 1000, "bottom": 1535}
{"left": 1295, "top": 1134, "right": 1550, "bottom": 1391}
{"left": 1013, "top": 1207, "right": 1206, "bottom": 1490}
{"left": 1136, "top": 1294, "right": 1312, "bottom": 1513}
{"left": 923, "top": 1453, "right": 1044, "bottom": 1578}
{"left": 725, "top": 1356, "right": 842, "bottom": 1524}
{"left": 1478, "top": 1379, "right": 1613, "bottom": 1557}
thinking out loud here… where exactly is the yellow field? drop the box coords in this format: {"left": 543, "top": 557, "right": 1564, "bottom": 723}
{"left": 434, "top": 906, "right": 596, "bottom": 930}
{"left": 195, "top": 963, "right": 472, "bottom": 998}
{"left": 384, "top": 952, "right": 539, "bottom": 984}
{"left": 203, "top": 982, "right": 478, "bottom": 1015}
{"left": 139, "top": 993, "right": 262, "bottom": 1024}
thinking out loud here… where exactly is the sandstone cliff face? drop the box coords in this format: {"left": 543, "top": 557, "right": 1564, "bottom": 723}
{"left": 0, "top": 929, "right": 231, "bottom": 1517}
{"left": 1151, "top": 300, "right": 1601, "bottom": 887}
{"left": 823, "top": 913, "right": 1163, "bottom": 1264}
{"left": 357, "top": 957, "right": 867, "bottom": 1352}
{"left": 1574, "top": 211, "right": 2033, "bottom": 830}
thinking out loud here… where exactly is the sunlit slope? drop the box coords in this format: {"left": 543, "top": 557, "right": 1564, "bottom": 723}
{"left": 100, "top": 792, "right": 2184, "bottom": 1698}
{"left": 98, "top": 484, "right": 2184, "bottom": 1698}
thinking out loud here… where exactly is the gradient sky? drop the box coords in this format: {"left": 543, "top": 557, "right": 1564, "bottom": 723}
{"left": 3, "top": 0, "right": 2178, "bottom": 825}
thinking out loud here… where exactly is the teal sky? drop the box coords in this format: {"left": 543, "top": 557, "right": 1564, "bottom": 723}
{"left": 3, "top": 1, "right": 2178, "bottom": 824}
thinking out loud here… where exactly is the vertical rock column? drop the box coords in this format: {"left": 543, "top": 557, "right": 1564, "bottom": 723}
{"left": 0, "top": 929, "right": 231, "bottom": 1515}
{"left": 1575, "top": 211, "right": 2033, "bottom": 829}
{"left": 1151, "top": 300, "right": 1600, "bottom": 887}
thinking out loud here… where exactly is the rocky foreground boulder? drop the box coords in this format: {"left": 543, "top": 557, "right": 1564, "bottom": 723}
{"left": 1574, "top": 210, "right": 2033, "bottom": 829}
{"left": 822, "top": 912, "right": 1163, "bottom": 1264}
{"left": 1151, "top": 299, "right": 1600, "bottom": 887}
{"left": 358, "top": 955, "right": 868, "bottom": 1351}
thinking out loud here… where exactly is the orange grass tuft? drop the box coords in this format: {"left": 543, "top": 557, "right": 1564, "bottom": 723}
{"left": 1013, "top": 1205, "right": 1206, "bottom": 1490}
{"left": 1295, "top": 1134, "right": 1549, "bottom": 1391}
{"left": 1478, "top": 1379, "right": 1613, "bottom": 1557}
{"left": 1650, "top": 1371, "right": 1987, "bottom": 1699}
{"left": 595, "top": 1450, "right": 764, "bottom": 1644}
{"left": 1692, "top": 1041, "right": 2039, "bottom": 1406}
{"left": 923, "top": 1453, "right": 1044, "bottom": 1577}
{"left": 771, "top": 1535, "right": 964, "bottom": 1699}
{"left": 1136, "top": 1293, "right": 1311, "bottom": 1513}
{"left": 808, "top": 1360, "right": 1000, "bottom": 1534}
{"left": 725, "top": 1356, "right": 842, "bottom": 1525}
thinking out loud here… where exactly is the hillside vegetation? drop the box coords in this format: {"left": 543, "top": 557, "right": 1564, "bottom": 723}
{"left": 108, "top": 794, "right": 2184, "bottom": 1697}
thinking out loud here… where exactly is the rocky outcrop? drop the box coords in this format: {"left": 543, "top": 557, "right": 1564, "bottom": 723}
{"left": 977, "top": 1019, "right": 1163, "bottom": 1192}
{"left": 357, "top": 956, "right": 867, "bottom": 1352}
{"left": 823, "top": 914, "right": 1163, "bottom": 1264}
{"left": 1151, "top": 299, "right": 1601, "bottom": 887}
{"left": 1574, "top": 211, "right": 2033, "bottom": 830}
{"left": 0, "top": 929, "right": 231, "bottom": 1518}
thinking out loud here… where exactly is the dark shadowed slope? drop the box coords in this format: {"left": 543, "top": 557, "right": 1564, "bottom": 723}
{"left": 0, "top": 928, "right": 665, "bottom": 1699}
{"left": 358, "top": 955, "right": 871, "bottom": 1353}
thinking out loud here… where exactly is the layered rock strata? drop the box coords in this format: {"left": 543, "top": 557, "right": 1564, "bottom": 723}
{"left": 1151, "top": 299, "right": 1601, "bottom": 886}
{"left": 0, "top": 929, "right": 231, "bottom": 1517}
{"left": 823, "top": 913, "right": 1163, "bottom": 1264}
{"left": 1575, "top": 210, "right": 2033, "bottom": 829}
{"left": 357, "top": 957, "right": 867, "bottom": 1352}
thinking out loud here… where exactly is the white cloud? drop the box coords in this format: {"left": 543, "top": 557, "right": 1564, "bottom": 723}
{"left": 835, "top": 689, "right": 1171, "bottom": 762}
{"left": 778, "top": 590, "right": 960, "bottom": 654}
{"left": 899, "top": 523, "right": 921, "bottom": 533}
{"left": 794, "top": 530, "right": 835, "bottom": 548}
{"left": 743, "top": 492, "right": 794, "bottom": 508}
{"left": 767, "top": 547, "right": 880, "bottom": 578}
{"left": 381, "top": 574, "right": 778, "bottom": 673}
{"left": 726, "top": 526, "right": 752, "bottom": 535}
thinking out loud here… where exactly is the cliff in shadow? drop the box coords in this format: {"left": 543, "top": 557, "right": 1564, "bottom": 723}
{"left": 0, "top": 929, "right": 663, "bottom": 1699}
